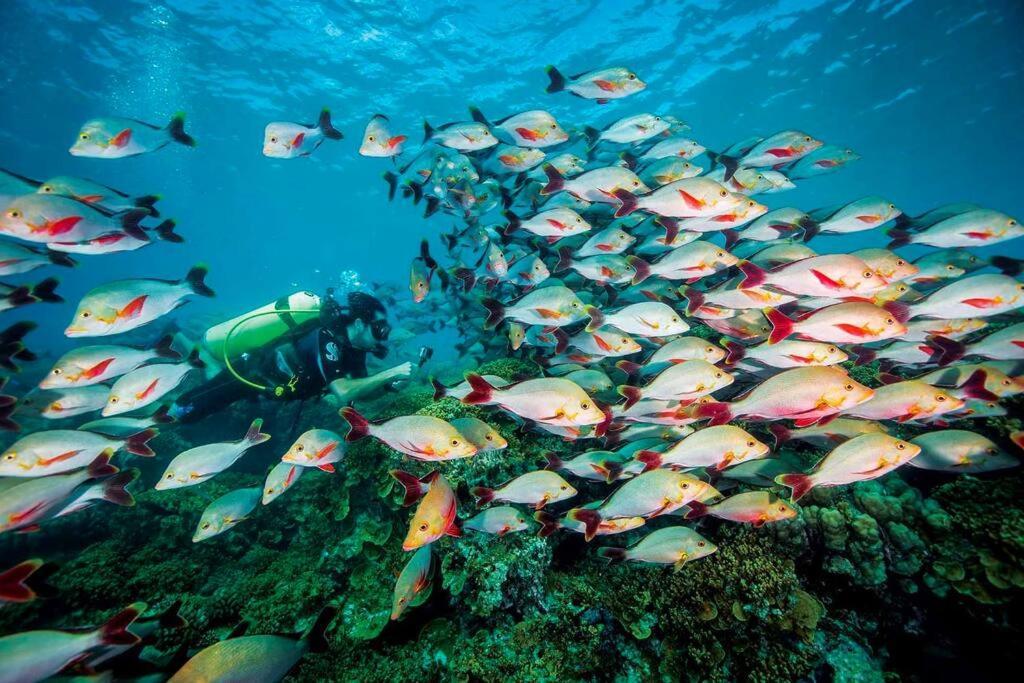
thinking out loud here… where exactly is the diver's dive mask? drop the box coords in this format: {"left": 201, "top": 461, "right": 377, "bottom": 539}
{"left": 369, "top": 319, "right": 391, "bottom": 359}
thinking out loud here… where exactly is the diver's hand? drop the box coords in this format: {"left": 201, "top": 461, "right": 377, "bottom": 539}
{"left": 388, "top": 362, "right": 414, "bottom": 383}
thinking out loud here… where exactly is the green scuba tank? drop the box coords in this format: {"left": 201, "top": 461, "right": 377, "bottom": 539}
{"left": 203, "top": 291, "right": 321, "bottom": 361}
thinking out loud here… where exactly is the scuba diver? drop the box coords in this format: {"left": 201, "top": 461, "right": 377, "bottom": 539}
{"left": 170, "top": 289, "right": 413, "bottom": 422}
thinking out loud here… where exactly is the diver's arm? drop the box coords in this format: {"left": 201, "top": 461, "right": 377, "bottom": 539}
{"left": 328, "top": 362, "right": 413, "bottom": 404}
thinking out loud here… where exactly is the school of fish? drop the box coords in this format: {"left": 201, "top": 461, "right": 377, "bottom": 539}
{"left": 0, "top": 61, "right": 1021, "bottom": 682}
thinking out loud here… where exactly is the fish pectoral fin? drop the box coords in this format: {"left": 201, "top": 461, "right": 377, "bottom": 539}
{"left": 673, "top": 552, "right": 689, "bottom": 572}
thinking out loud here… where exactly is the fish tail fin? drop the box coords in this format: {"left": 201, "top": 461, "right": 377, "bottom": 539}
{"left": 481, "top": 298, "right": 505, "bottom": 329}
{"left": 302, "top": 606, "right": 338, "bottom": 653}
{"left": 430, "top": 377, "right": 448, "bottom": 400}
{"left": 100, "top": 602, "right": 146, "bottom": 646}
{"left": 102, "top": 469, "right": 138, "bottom": 506}
{"left": 738, "top": 260, "right": 767, "bottom": 289}
{"left": 423, "top": 196, "right": 440, "bottom": 218}
{"left": 185, "top": 347, "right": 206, "bottom": 370}
{"left": 0, "top": 403, "right": 20, "bottom": 432}
{"left": 554, "top": 246, "right": 573, "bottom": 274}
{"left": 47, "top": 250, "right": 77, "bottom": 267}
{"left": 87, "top": 453, "right": 118, "bottom": 479}
{"left": 0, "top": 321, "right": 35, "bottom": 374}
{"left": 990, "top": 255, "right": 1022, "bottom": 277}
{"left": 471, "top": 486, "right": 495, "bottom": 506}
{"left": 542, "top": 451, "right": 563, "bottom": 471}
{"left": 768, "top": 423, "right": 791, "bottom": 450}
{"left": 318, "top": 108, "right": 343, "bottom": 140}
{"left": 134, "top": 194, "right": 161, "bottom": 216}
{"left": 850, "top": 345, "right": 875, "bottom": 365}
{"left": 155, "top": 599, "right": 188, "bottom": 630}
{"left": 764, "top": 307, "right": 794, "bottom": 344}
{"left": 706, "top": 150, "right": 739, "bottom": 182}
{"left": 585, "top": 305, "right": 605, "bottom": 333}
{"left": 403, "top": 180, "right": 424, "bottom": 205}
{"left": 167, "top": 112, "right": 196, "bottom": 147}
{"left": 462, "top": 372, "right": 495, "bottom": 404}
{"left": 340, "top": 407, "right": 370, "bottom": 441}
{"left": 545, "top": 65, "right": 566, "bottom": 93}
{"left": 617, "top": 384, "right": 642, "bottom": 410}
{"left": 612, "top": 188, "right": 638, "bottom": 218}
{"left": 453, "top": 267, "right": 476, "bottom": 293}
{"left": 696, "top": 401, "right": 732, "bottom": 426}
{"left": 382, "top": 172, "right": 399, "bottom": 201}
{"left": 1010, "top": 431, "right": 1024, "bottom": 451}
{"left": 619, "top": 150, "right": 638, "bottom": 171}
{"left": 776, "top": 473, "right": 814, "bottom": 502}
{"left": 604, "top": 460, "right": 624, "bottom": 483}
{"left": 614, "top": 359, "right": 641, "bottom": 379}
{"left": 243, "top": 418, "right": 271, "bottom": 446}
{"left": 927, "top": 335, "right": 965, "bottom": 366}
{"left": 682, "top": 287, "right": 705, "bottom": 316}
{"left": 723, "top": 229, "right": 740, "bottom": 250}
{"left": 583, "top": 126, "right": 601, "bottom": 149}
{"left": 723, "top": 339, "right": 745, "bottom": 365}
{"left": 390, "top": 469, "right": 432, "bottom": 506}
{"left": 798, "top": 216, "right": 820, "bottom": 241}
{"left": 30, "top": 278, "right": 62, "bottom": 303}
{"left": 567, "top": 508, "right": 602, "bottom": 542}
{"left": 534, "top": 511, "right": 560, "bottom": 537}
{"left": 0, "top": 558, "right": 45, "bottom": 603}
{"left": 3, "top": 286, "right": 33, "bottom": 309}
{"left": 886, "top": 227, "right": 912, "bottom": 249}
{"left": 553, "top": 328, "right": 569, "bottom": 354}
{"left": 154, "top": 219, "right": 184, "bottom": 243}
{"left": 596, "top": 546, "right": 627, "bottom": 562}
{"left": 152, "top": 404, "right": 175, "bottom": 424}
{"left": 635, "top": 449, "right": 663, "bottom": 472}
{"left": 468, "top": 105, "right": 489, "bottom": 125}
{"left": 154, "top": 334, "right": 182, "bottom": 360}
{"left": 422, "top": 120, "right": 435, "bottom": 144}
{"left": 420, "top": 239, "right": 437, "bottom": 271}
{"left": 962, "top": 369, "right": 998, "bottom": 401}
{"left": 540, "top": 164, "right": 564, "bottom": 195}
{"left": 684, "top": 501, "right": 710, "bottom": 520}
{"left": 118, "top": 208, "right": 151, "bottom": 241}
{"left": 124, "top": 428, "right": 158, "bottom": 457}
{"left": 627, "top": 256, "right": 651, "bottom": 285}
{"left": 185, "top": 264, "right": 215, "bottom": 297}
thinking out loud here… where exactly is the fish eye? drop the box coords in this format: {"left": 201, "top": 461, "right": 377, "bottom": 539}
{"left": 828, "top": 346, "right": 837, "bottom": 353}
{"left": 680, "top": 481, "right": 690, "bottom": 489}
{"left": 81, "top": 311, "right": 91, "bottom": 318}
{"left": 418, "top": 522, "right": 429, "bottom": 532}
{"left": 559, "top": 484, "right": 568, "bottom": 490}
{"left": 165, "top": 473, "right": 173, "bottom": 479}
{"left": 576, "top": 217, "right": 582, "bottom": 223}
{"left": 987, "top": 447, "right": 998, "bottom": 455}
{"left": 451, "top": 439, "right": 460, "bottom": 447}
{"left": 888, "top": 204, "right": 895, "bottom": 210}
{"left": 863, "top": 271, "right": 873, "bottom": 278}
{"left": 3, "top": 453, "right": 14, "bottom": 461}
{"left": 572, "top": 302, "right": 580, "bottom": 308}
{"left": 295, "top": 444, "right": 304, "bottom": 451}
{"left": 52, "top": 368, "right": 62, "bottom": 375}
{"left": 672, "top": 317, "right": 679, "bottom": 323}
{"left": 632, "top": 180, "right": 639, "bottom": 186}
{"left": 896, "top": 442, "right": 906, "bottom": 450}
{"left": 368, "top": 135, "right": 375, "bottom": 142}
{"left": 109, "top": 396, "right": 119, "bottom": 403}
{"left": 804, "top": 136, "right": 811, "bottom": 142}
{"left": 551, "top": 123, "right": 557, "bottom": 129}
{"left": 936, "top": 394, "right": 946, "bottom": 402}
{"left": 42, "top": 185, "right": 52, "bottom": 192}
{"left": 716, "top": 251, "right": 724, "bottom": 257}
{"left": 628, "top": 73, "right": 636, "bottom": 80}
{"left": 746, "top": 440, "right": 755, "bottom": 447}
{"left": 485, "top": 434, "right": 494, "bottom": 441}
{"left": 79, "top": 133, "right": 89, "bottom": 140}
{"left": 270, "top": 136, "right": 278, "bottom": 143}
{"left": 896, "top": 259, "right": 905, "bottom": 266}
{"left": 715, "top": 372, "right": 722, "bottom": 378}
{"left": 697, "top": 540, "right": 706, "bottom": 547}
{"left": 988, "top": 402, "right": 996, "bottom": 408}
{"left": 266, "top": 488, "right": 273, "bottom": 494}
{"left": 1002, "top": 379, "right": 1011, "bottom": 386}
{"left": 886, "top": 318, "right": 894, "bottom": 324}
{"left": 719, "top": 190, "right": 728, "bottom": 197}
{"left": 654, "top": 116, "right": 661, "bottom": 121}
{"left": 201, "top": 522, "right": 211, "bottom": 530}
{"left": 779, "top": 505, "right": 787, "bottom": 512}
{"left": 1009, "top": 219, "right": 1017, "bottom": 226}
{"left": 845, "top": 384, "right": 854, "bottom": 391}
{"left": 9, "top": 210, "right": 20, "bottom": 218}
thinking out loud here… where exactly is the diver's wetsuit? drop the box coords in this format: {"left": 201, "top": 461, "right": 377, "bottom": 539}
{"left": 174, "top": 326, "right": 367, "bottom": 423}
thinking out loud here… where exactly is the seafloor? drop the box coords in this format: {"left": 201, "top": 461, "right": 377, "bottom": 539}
{"left": 2, "top": 355, "right": 1022, "bottom": 682}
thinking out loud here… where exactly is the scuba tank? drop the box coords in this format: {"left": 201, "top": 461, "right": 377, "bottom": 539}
{"left": 203, "top": 291, "right": 321, "bottom": 361}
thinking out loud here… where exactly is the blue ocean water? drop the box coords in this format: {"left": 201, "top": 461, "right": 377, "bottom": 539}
{"left": 1, "top": 0, "right": 1022, "bottom": 353}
